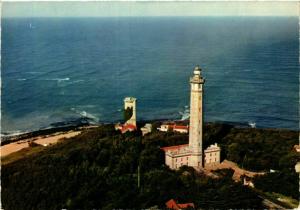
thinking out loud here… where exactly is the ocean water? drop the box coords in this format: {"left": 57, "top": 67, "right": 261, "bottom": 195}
{"left": 1, "top": 17, "right": 299, "bottom": 134}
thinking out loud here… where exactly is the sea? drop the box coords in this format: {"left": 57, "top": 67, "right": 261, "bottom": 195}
{"left": 1, "top": 17, "right": 299, "bottom": 135}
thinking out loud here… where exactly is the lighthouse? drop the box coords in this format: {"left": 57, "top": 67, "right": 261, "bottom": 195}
{"left": 188, "top": 65, "right": 205, "bottom": 167}
{"left": 161, "top": 65, "right": 220, "bottom": 170}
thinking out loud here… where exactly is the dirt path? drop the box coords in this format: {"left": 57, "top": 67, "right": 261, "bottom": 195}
{"left": 1, "top": 131, "right": 81, "bottom": 157}
{"left": 205, "top": 160, "right": 265, "bottom": 181}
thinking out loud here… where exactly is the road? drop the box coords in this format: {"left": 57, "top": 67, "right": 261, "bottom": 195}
{"left": 259, "top": 195, "right": 287, "bottom": 210}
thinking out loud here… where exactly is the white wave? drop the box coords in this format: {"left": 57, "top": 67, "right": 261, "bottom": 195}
{"left": 79, "top": 111, "right": 99, "bottom": 122}
{"left": 38, "top": 78, "right": 70, "bottom": 82}
{"left": 179, "top": 106, "right": 190, "bottom": 121}
{"left": 70, "top": 107, "right": 99, "bottom": 122}
{"left": 248, "top": 122, "right": 256, "bottom": 128}
{"left": 1, "top": 130, "right": 27, "bottom": 138}
{"left": 70, "top": 79, "right": 84, "bottom": 84}
{"left": 80, "top": 111, "right": 88, "bottom": 117}
{"left": 181, "top": 113, "right": 190, "bottom": 121}
{"left": 56, "top": 78, "right": 70, "bottom": 82}
{"left": 17, "top": 78, "right": 27, "bottom": 81}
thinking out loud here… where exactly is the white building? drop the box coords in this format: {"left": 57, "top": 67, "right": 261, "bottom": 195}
{"left": 157, "top": 124, "right": 189, "bottom": 133}
{"left": 157, "top": 124, "right": 170, "bottom": 132}
{"left": 204, "top": 143, "right": 221, "bottom": 166}
{"left": 243, "top": 177, "right": 255, "bottom": 188}
{"left": 162, "top": 66, "right": 221, "bottom": 169}
{"left": 162, "top": 144, "right": 190, "bottom": 169}
{"left": 141, "top": 123, "right": 152, "bottom": 136}
{"left": 173, "top": 125, "right": 189, "bottom": 133}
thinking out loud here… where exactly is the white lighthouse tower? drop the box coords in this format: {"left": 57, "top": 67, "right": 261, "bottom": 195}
{"left": 162, "top": 65, "right": 220, "bottom": 170}
{"left": 188, "top": 65, "right": 205, "bottom": 168}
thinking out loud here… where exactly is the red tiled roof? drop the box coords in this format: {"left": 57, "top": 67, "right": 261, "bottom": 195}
{"left": 166, "top": 199, "right": 195, "bottom": 210}
{"left": 120, "top": 124, "right": 137, "bottom": 133}
{"left": 160, "top": 124, "right": 175, "bottom": 129}
{"left": 124, "top": 124, "right": 136, "bottom": 129}
{"left": 161, "top": 124, "right": 188, "bottom": 130}
{"left": 166, "top": 199, "right": 179, "bottom": 210}
{"left": 174, "top": 125, "right": 189, "bottom": 130}
{"left": 178, "top": 203, "right": 195, "bottom": 209}
{"left": 161, "top": 144, "right": 189, "bottom": 152}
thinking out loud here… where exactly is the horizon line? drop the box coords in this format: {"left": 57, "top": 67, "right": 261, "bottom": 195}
{"left": 2, "top": 15, "right": 298, "bottom": 18}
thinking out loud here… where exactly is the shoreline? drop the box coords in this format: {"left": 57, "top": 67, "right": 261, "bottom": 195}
{"left": 1, "top": 123, "right": 93, "bottom": 146}
{"left": 2, "top": 118, "right": 298, "bottom": 140}
{"left": 1, "top": 119, "right": 298, "bottom": 146}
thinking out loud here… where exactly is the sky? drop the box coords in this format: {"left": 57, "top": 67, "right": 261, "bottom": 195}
{"left": 1, "top": 1, "right": 299, "bottom": 17}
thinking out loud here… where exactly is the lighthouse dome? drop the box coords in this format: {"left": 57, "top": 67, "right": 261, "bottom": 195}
{"left": 194, "top": 65, "right": 201, "bottom": 75}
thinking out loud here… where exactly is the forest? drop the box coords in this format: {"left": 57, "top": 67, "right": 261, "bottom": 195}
{"left": 2, "top": 123, "right": 298, "bottom": 209}
{"left": 205, "top": 123, "right": 299, "bottom": 200}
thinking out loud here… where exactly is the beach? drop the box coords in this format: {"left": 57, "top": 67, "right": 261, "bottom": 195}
{"left": 1, "top": 130, "right": 81, "bottom": 157}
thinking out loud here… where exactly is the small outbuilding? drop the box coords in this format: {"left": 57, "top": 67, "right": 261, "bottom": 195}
{"left": 165, "top": 199, "right": 195, "bottom": 210}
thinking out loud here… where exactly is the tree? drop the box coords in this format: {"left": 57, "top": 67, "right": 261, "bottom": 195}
{"left": 124, "top": 107, "right": 133, "bottom": 122}
{"left": 227, "top": 143, "right": 242, "bottom": 162}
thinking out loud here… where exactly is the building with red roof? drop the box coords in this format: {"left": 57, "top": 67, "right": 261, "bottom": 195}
{"left": 157, "top": 123, "right": 189, "bottom": 133}
{"left": 115, "top": 123, "right": 137, "bottom": 134}
{"left": 173, "top": 125, "right": 189, "bottom": 133}
{"left": 161, "top": 144, "right": 191, "bottom": 169}
{"left": 165, "top": 199, "right": 195, "bottom": 210}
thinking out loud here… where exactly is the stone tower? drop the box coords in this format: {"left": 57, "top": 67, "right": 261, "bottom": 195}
{"left": 188, "top": 65, "right": 205, "bottom": 168}
{"left": 124, "top": 97, "right": 137, "bottom": 126}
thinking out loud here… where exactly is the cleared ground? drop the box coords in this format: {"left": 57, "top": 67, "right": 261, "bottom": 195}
{"left": 1, "top": 131, "right": 81, "bottom": 157}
